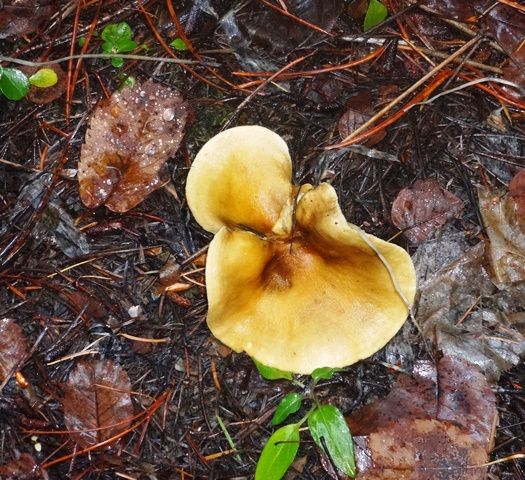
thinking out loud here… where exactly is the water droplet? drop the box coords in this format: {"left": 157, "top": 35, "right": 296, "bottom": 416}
{"left": 163, "top": 108, "right": 175, "bottom": 121}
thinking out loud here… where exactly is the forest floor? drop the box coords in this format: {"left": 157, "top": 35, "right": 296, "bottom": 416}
{"left": 0, "top": 1, "right": 524, "bottom": 479}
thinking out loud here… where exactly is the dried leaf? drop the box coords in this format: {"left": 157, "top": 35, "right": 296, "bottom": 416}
{"left": 478, "top": 187, "right": 525, "bottom": 284}
{"left": 391, "top": 179, "right": 463, "bottom": 244}
{"left": 60, "top": 290, "right": 108, "bottom": 319}
{"left": 63, "top": 359, "right": 133, "bottom": 448}
{"left": 78, "top": 81, "right": 188, "bottom": 212}
{"left": 509, "top": 169, "right": 525, "bottom": 228}
{"left": 0, "top": 318, "right": 28, "bottom": 381}
{"left": 416, "top": 242, "right": 525, "bottom": 380}
{"left": 0, "top": 1, "right": 57, "bottom": 40}
{"left": 0, "top": 453, "right": 37, "bottom": 479}
{"left": 348, "top": 355, "right": 497, "bottom": 479}
{"left": 338, "top": 90, "right": 386, "bottom": 146}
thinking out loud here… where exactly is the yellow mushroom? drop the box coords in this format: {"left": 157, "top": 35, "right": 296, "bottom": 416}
{"left": 186, "top": 126, "right": 416, "bottom": 374}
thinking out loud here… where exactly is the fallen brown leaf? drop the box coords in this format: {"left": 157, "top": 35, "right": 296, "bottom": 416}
{"left": 0, "top": 453, "right": 37, "bottom": 479}
{"left": 478, "top": 187, "right": 525, "bottom": 284}
{"left": 78, "top": 81, "right": 189, "bottom": 212}
{"left": 348, "top": 355, "right": 497, "bottom": 479}
{"left": 509, "top": 169, "right": 525, "bottom": 228}
{"left": 23, "top": 63, "right": 66, "bottom": 105}
{"left": 391, "top": 179, "right": 463, "bottom": 244}
{"left": 63, "top": 359, "right": 133, "bottom": 448}
{"left": 0, "top": 318, "right": 28, "bottom": 381}
{"left": 0, "top": 0, "right": 57, "bottom": 40}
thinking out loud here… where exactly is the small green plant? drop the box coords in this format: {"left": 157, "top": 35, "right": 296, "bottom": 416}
{"left": 0, "top": 66, "right": 58, "bottom": 101}
{"left": 254, "top": 362, "right": 356, "bottom": 480}
{"left": 101, "top": 22, "right": 137, "bottom": 67}
{"left": 364, "top": 0, "right": 388, "bottom": 31}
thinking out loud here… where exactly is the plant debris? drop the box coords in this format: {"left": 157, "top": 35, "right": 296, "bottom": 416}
{"left": 63, "top": 359, "right": 133, "bottom": 448}
{"left": 391, "top": 179, "right": 464, "bottom": 244}
{"left": 348, "top": 355, "right": 498, "bottom": 479}
{"left": 0, "top": 318, "right": 28, "bottom": 382}
{"left": 78, "top": 81, "right": 189, "bottom": 212}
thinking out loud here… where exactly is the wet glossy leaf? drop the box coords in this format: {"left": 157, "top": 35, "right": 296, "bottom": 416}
{"left": 28, "top": 68, "right": 58, "bottom": 88}
{"left": 0, "top": 68, "right": 29, "bottom": 100}
{"left": 308, "top": 405, "right": 355, "bottom": 477}
{"left": 0, "top": 318, "right": 28, "bottom": 381}
{"left": 271, "top": 393, "right": 303, "bottom": 425}
{"left": 255, "top": 423, "right": 300, "bottom": 480}
{"left": 311, "top": 367, "right": 338, "bottom": 382}
{"left": 170, "top": 37, "right": 188, "bottom": 51}
{"left": 63, "top": 359, "right": 133, "bottom": 448}
{"left": 101, "top": 22, "right": 133, "bottom": 46}
{"left": 78, "top": 81, "right": 188, "bottom": 212}
{"left": 364, "top": 0, "right": 388, "bottom": 31}
{"left": 391, "top": 179, "right": 464, "bottom": 244}
{"left": 111, "top": 57, "right": 124, "bottom": 68}
{"left": 253, "top": 358, "right": 293, "bottom": 381}
{"left": 348, "top": 356, "right": 497, "bottom": 479}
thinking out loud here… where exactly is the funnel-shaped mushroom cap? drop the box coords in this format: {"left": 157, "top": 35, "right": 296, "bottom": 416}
{"left": 205, "top": 183, "right": 416, "bottom": 374}
{"left": 186, "top": 125, "right": 294, "bottom": 234}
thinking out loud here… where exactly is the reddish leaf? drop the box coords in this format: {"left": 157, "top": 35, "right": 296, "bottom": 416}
{"left": 63, "top": 359, "right": 133, "bottom": 448}
{"left": 0, "top": 453, "right": 37, "bottom": 479}
{"left": 60, "top": 290, "right": 108, "bottom": 319}
{"left": 23, "top": 64, "right": 66, "bottom": 105}
{"left": 391, "top": 179, "right": 463, "bottom": 244}
{"left": 0, "top": 318, "right": 28, "bottom": 381}
{"left": 338, "top": 90, "right": 386, "bottom": 146}
{"left": 348, "top": 355, "right": 497, "bottom": 479}
{"left": 78, "top": 81, "right": 189, "bottom": 212}
{"left": 0, "top": 1, "right": 57, "bottom": 40}
{"left": 509, "top": 169, "right": 525, "bottom": 227}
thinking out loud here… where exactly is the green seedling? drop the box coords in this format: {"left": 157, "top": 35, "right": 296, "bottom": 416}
{"left": 364, "top": 0, "right": 388, "bottom": 31}
{"left": 255, "top": 361, "right": 356, "bottom": 480}
{"left": 0, "top": 67, "right": 57, "bottom": 101}
{"left": 101, "top": 22, "right": 138, "bottom": 67}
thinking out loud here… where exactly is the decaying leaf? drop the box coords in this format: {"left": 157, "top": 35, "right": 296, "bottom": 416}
{"left": 0, "top": 318, "right": 28, "bottom": 381}
{"left": 348, "top": 355, "right": 497, "bottom": 479}
{"left": 478, "top": 187, "right": 525, "bottom": 284}
{"left": 0, "top": 0, "right": 57, "bottom": 40}
{"left": 509, "top": 169, "right": 525, "bottom": 228}
{"left": 416, "top": 242, "right": 525, "bottom": 380}
{"left": 338, "top": 90, "right": 386, "bottom": 146}
{"left": 0, "top": 453, "right": 37, "bottom": 479}
{"left": 63, "top": 359, "right": 133, "bottom": 448}
{"left": 391, "top": 179, "right": 463, "bottom": 244}
{"left": 78, "top": 81, "right": 188, "bottom": 212}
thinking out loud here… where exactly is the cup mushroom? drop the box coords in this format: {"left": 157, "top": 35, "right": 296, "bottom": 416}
{"left": 186, "top": 125, "right": 416, "bottom": 374}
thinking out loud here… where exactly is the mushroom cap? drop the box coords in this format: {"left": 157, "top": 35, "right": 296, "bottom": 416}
{"left": 185, "top": 125, "right": 294, "bottom": 234}
{"left": 205, "top": 183, "right": 416, "bottom": 374}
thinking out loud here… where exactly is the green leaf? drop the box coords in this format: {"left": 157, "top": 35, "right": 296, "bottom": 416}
{"left": 78, "top": 37, "right": 86, "bottom": 47}
{"left": 0, "top": 65, "right": 3, "bottom": 78}
{"left": 311, "top": 367, "right": 339, "bottom": 382}
{"left": 115, "top": 39, "right": 137, "bottom": 53}
{"left": 308, "top": 405, "right": 355, "bottom": 477}
{"left": 111, "top": 57, "right": 124, "bottom": 68}
{"left": 28, "top": 68, "right": 58, "bottom": 88}
{"left": 170, "top": 37, "right": 188, "bottom": 51}
{"left": 255, "top": 424, "right": 300, "bottom": 480}
{"left": 253, "top": 359, "right": 292, "bottom": 381}
{"left": 101, "top": 22, "right": 133, "bottom": 44}
{"left": 0, "top": 68, "right": 29, "bottom": 100}
{"left": 364, "top": 0, "right": 388, "bottom": 31}
{"left": 271, "top": 393, "right": 303, "bottom": 426}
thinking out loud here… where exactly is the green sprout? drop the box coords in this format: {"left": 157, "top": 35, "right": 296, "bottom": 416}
{"left": 364, "top": 0, "right": 388, "bottom": 31}
{"left": 101, "top": 22, "right": 138, "bottom": 68}
{"left": 0, "top": 67, "right": 58, "bottom": 101}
